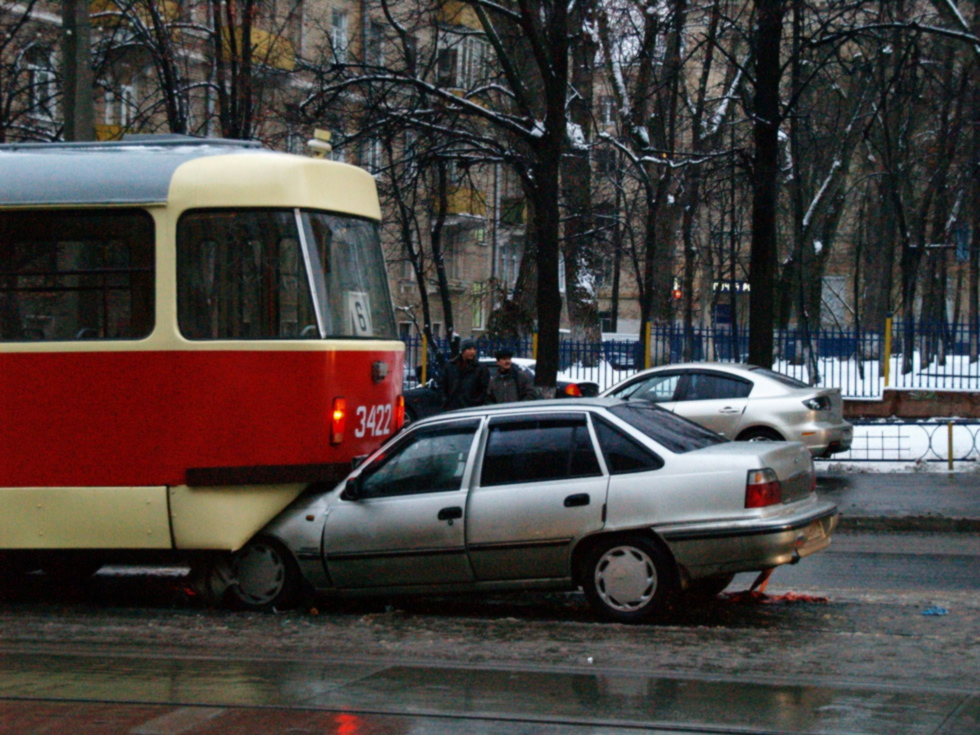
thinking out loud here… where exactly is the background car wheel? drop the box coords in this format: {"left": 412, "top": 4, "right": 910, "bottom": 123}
{"left": 685, "top": 573, "right": 735, "bottom": 599}
{"left": 582, "top": 535, "right": 675, "bottom": 623}
{"left": 228, "top": 537, "right": 301, "bottom": 612}
{"left": 738, "top": 427, "right": 784, "bottom": 442}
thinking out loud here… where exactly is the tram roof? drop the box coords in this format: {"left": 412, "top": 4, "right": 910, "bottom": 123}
{"left": 0, "top": 136, "right": 379, "bottom": 218}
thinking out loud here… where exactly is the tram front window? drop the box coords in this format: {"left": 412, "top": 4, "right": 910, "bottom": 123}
{"left": 177, "top": 209, "right": 395, "bottom": 340}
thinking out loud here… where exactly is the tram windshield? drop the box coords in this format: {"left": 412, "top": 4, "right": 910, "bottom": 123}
{"left": 177, "top": 208, "right": 396, "bottom": 340}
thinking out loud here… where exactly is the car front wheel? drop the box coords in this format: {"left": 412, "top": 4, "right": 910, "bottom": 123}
{"left": 227, "top": 537, "right": 302, "bottom": 612}
{"left": 582, "top": 535, "right": 674, "bottom": 623}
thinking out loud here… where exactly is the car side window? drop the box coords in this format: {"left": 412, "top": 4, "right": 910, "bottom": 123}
{"left": 356, "top": 420, "right": 480, "bottom": 499}
{"left": 481, "top": 414, "right": 602, "bottom": 486}
{"left": 679, "top": 373, "right": 751, "bottom": 401}
{"left": 611, "top": 373, "right": 681, "bottom": 403}
{"left": 593, "top": 417, "right": 664, "bottom": 474}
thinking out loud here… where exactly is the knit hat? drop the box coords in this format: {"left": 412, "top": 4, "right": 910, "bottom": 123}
{"left": 495, "top": 348, "right": 514, "bottom": 359}
{"left": 460, "top": 338, "right": 477, "bottom": 352}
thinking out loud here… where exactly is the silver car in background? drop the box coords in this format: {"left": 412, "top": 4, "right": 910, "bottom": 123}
{"left": 601, "top": 363, "right": 853, "bottom": 458}
{"left": 230, "top": 399, "right": 839, "bottom": 622}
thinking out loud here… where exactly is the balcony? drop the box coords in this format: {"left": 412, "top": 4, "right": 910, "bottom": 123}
{"left": 442, "top": 186, "right": 487, "bottom": 217}
{"left": 90, "top": 0, "right": 180, "bottom": 28}
{"left": 438, "top": 1, "right": 482, "bottom": 30}
{"left": 220, "top": 27, "right": 296, "bottom": 71}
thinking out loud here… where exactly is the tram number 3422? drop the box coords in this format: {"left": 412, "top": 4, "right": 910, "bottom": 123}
{"left": 354, "top": 404, "right": 394, "bottom": 438}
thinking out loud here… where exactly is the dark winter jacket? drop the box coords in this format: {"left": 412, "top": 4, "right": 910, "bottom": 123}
{"left": 441, "top": 357, "right": 491, "bottom": 410}
{"left": 487, "top": 366, "right": 536, "bottom": 404}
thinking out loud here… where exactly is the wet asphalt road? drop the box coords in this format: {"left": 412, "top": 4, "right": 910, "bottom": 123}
{"left": 1, "top": 471, "right": 978, "bottom": 734}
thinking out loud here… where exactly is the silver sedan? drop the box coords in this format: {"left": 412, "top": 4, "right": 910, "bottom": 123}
{"left": 225, "top": 398, "right": 839, "bottom": 622}
{"left": 601, "top": 363, "right": 853, "bottom": 458}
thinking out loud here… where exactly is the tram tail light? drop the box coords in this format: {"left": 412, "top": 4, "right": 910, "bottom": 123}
{"left": 745, "top": 468, "right": 782, "bottom": 508}
{"left": 331, "top": 398, "right": 346, "bottom": 444}
{"left": 395, "top": 395, "right": 405, "bottom": 431}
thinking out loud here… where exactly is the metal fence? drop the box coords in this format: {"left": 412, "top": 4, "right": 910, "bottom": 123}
{"left": 402, "top": 319, "right": 980, "bottom": 398}
{"left": 833, "top": 420, "right": 980, "bottom": 465}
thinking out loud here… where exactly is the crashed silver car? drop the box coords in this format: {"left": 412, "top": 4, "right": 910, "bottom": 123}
{"left": 230, "top": 399, "right": 839, "bottom": 622}
{"left": 601, "top": 363, "right": 853, "bottom": 458}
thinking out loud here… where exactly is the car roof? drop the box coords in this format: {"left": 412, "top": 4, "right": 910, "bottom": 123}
{"left": 413, "top": 397, "right": 624, "bottom": 424}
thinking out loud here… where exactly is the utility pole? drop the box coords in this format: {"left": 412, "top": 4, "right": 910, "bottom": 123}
{"left": 61, "top": 0, "right": 95, "bottom": 141}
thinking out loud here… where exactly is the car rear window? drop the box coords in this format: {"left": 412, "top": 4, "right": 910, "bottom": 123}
{"left": 748, "top": 366, "right": 809, "bottom": 388}
{"left": 608, "top": 403, "right": 727, "bottom": 454}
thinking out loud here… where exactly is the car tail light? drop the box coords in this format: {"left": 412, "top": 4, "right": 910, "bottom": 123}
{"left": 802, "top": 396, "right": 831, "bottom": 411}
{"left": 745, "top": 468, "right": 782, "bottom": 508}
{"left": 395, "top": 395, "right": 405, "bottom": 431}
{"left": 330, "top": 397, "right": 346, "bottom": 444}
{"left": 563, "top": 383, "right": 583, "bottom": 397}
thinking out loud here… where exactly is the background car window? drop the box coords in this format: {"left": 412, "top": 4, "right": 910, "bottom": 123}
{"left": 610, "top": 373, "right": 681, "bottom": 402}
{"left": 609, "top": 403, "right": 727, "bottom": 453}
{"left": 593, "top": 418, "right": 664, "bottom": 473}
{"left": 679, "top": 373, "right": 751, "bottom": 401}
{"left": 357, "top": 420, "right": 480, "bottom": 499}
{"left": 481, "top": 415, "right": 601, "bottom": 486}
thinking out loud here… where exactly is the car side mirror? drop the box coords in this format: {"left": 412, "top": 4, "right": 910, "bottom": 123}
{"left": 341, "top": 476, "right": 361, "bottom": 501}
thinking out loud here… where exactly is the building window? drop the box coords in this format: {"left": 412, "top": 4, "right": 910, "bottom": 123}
{"left": 26, "top": 48, "right": 56, "bottom": 121}
{"left": 331, "top": 9, "right": 348, "bottom": 63}
{"left": 367, "top": 21, "right": 385, "bottom": 66}
{"left": 436, "top": 34, "right": 486, "bottom": 89}
{"left": 599, "top": 95, "right": 615, "bottom": 126}
{"left": 362, "top": 138, "right": 383, "bottom": 174}
{"left": 596, "top": 147, "right": 616, "bottom": 174}
{"left": 105, "top": 82, "right": 137, "bottom": 127}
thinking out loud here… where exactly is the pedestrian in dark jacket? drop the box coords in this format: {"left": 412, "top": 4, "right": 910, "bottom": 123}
{"left": 441, "top": 338, "right": 491, "bottom": 410}
{"left": 487, "top": 348, "right": 536, "bottom": 404}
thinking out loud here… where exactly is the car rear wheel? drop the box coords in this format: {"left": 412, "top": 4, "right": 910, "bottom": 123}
{"left": 738, "top": 427, "right": 784, "bottom": 442}
{"left": 227, "top": 537, "right": 301, "bottom": 612}
{"left": 582, "top": 535, "right": 674, "bottom": 623}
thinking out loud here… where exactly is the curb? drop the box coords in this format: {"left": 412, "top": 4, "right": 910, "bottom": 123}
{"left": 839, "top": 515, "right": 980, "bottom": 533}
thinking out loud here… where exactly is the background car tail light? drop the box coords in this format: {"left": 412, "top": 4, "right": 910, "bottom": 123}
{"left": 395, "top": 395, "right": 405, "bottom": 431}
{"left": 563, "top": 383, "right": 583, "bottom": 397}
{"left": 745, "top": 468, "right": 782, "bottom": 508}
{"left": 331, "top": 398, "right": 346, "bottom": 444}
{"left": 802, "top": 396, "right": 831, "bottom": 410}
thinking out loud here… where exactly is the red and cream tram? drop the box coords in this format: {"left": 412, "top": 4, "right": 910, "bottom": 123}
{"left": 0, "top": 136, "right": 404, "bottom": 606}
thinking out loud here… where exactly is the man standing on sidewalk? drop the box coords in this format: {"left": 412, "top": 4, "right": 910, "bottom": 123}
{"left": 487, "top": 348, "right": 536, "bottom": 404}
{"left": 442, "top": 338, "right": 491, "bottom": 410}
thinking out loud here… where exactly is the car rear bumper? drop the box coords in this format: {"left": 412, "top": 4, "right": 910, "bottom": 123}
{"left": 655, "top": 501, "right": 840, "bottom": 584}
{"left": 796, "top": 421, "right": 853, "bottom": 457}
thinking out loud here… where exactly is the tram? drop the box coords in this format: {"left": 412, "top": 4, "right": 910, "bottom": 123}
{"left": 0, "top": 136, "right": 404, "bottom": 605}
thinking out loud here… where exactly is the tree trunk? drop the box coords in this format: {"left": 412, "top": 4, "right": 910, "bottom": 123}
{"left": 747, "top": 0, "right": 786, "bottom": 368}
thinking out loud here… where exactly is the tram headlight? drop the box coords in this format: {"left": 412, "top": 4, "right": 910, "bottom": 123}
{"left": 331, "top": 397, "right": 346, "bottom": 444}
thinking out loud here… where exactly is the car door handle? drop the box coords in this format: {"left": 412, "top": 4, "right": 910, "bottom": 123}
{"left": 438, "top": 506, "right": 463, "bottom": 521}
{"left": 719, "top": 407, "right": 742, "bottom": 414}
{"left": 564, "top": 493, "right": 590, "bottom": 508}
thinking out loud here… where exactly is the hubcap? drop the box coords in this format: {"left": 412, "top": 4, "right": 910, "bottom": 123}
{"left": 233, "top": 543, "right": 286, "bottom": 606}
{"left": 594, "top": 545, "right": 657, "bottom": 612}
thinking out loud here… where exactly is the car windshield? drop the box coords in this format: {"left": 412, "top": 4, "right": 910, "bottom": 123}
{"left": 608, "top": 403, "right": 727, "bottom": 453}
{"left": 748, "top": 366, "right": 809, "bottom": 389}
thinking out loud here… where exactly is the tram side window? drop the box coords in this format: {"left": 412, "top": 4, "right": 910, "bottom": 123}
{"left": 177, "top": 210, "right": 319, "bottom": 340}
{"left": 0, "top": 210, "right": 154, "bottom": 342}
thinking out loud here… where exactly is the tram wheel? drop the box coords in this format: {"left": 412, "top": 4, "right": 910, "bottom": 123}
{"left": 227, "top": 537, "right": 302, "bottom": 612}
